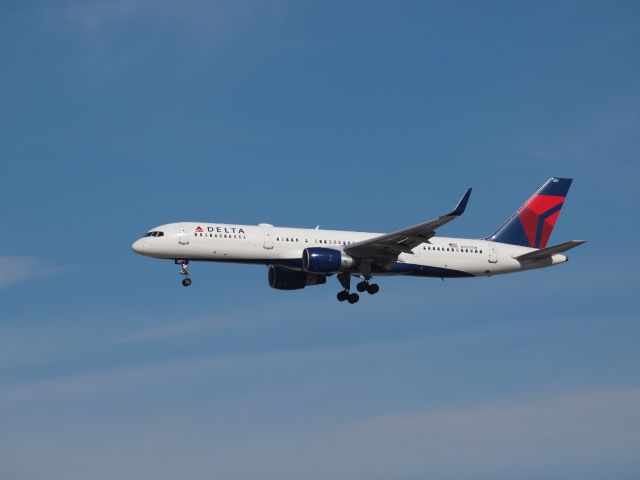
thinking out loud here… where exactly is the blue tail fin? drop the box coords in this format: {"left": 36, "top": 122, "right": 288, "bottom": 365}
{"left": 487, "top": 178, "right": 573, "bottom": 248}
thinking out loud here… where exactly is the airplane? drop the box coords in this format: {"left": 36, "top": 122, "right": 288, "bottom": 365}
{"left": 131, "top": 177, "right": 585, "bottom": 304}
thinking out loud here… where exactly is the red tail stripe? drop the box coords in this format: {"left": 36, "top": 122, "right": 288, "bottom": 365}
{"left": 540, "top": 210, "right": 561, "bottom": 248}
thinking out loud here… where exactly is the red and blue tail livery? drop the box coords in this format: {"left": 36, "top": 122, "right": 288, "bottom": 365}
{"left": 487, "top": 177, "right": 572, "bottom": 248}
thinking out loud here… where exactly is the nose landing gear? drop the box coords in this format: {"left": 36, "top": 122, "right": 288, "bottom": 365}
{"left": 176, "top": 259, "right": 191, "bottom": 287}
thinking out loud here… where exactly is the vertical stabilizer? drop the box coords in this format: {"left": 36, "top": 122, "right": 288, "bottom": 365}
{"left": 487, "top": 178, "right": 573, "bottom": 248}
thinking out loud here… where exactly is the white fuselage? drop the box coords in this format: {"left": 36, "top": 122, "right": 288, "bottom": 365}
{"left": 131, "top": 222, "right": 567, "bottom": 278}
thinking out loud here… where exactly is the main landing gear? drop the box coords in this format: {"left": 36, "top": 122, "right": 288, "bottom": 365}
{"left": 336, "top": 272, "right": 359, "bottom": 304}
{"left": 356, "top": 280, "right": 380, "bottom": 295}
{"left": 336, "top": 274, "right": 380, "bottom": 304}
{"left": 176, "top": 259, "right": 191, "bottom": 287}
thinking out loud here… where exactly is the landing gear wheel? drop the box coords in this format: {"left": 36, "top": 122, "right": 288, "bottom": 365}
{"left": 177, "top": 260, "right": 191, "bottom": 287}
{"left": 347, "top": 293, "right": 360, "bottom": 304}
{"left": 356, "top": 281, "right": 368, "bottom": 292}
{"left": 367, "top": 283, "right": 379, "bottom": 295}
{"left": 337, "top": 290, "right": 349, "bottom": 302}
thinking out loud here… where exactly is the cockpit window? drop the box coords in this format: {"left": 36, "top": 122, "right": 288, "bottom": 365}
{"left": 144, "top": 231, "right": 164, "bottom": 237}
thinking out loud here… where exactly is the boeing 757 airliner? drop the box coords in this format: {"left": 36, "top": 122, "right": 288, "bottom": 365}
{"left": 132, "top": 178, "right": 585, "bottom": 304}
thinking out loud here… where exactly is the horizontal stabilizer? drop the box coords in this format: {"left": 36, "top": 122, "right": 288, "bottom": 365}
{"left": 515, "top": 240, "right": 586, "bottom": 262}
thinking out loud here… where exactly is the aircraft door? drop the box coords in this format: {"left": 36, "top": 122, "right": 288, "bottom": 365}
{"left": 178, "top": 224, "right": 190, "bottom": 245}
{"left": 263, "top": 232, "right": 274, "bottom": 250}
{"left": 488, "top": 247, "right": 497, "bottom": 263}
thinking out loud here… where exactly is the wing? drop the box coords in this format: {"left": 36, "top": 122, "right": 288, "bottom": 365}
{"left": 344, "top": 188, "right": 472, "bottom": 269}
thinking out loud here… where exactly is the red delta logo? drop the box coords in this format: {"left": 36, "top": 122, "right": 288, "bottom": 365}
{"left": 195, "top": 226, "right": 203, "bottom": 233}
{"left": 518, "top": 194, "right": 565, "bottom": 248}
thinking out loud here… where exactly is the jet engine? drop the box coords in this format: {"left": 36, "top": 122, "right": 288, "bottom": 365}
{"left": 302, "top": 247, "right": 355, "bottom": 273}
{"left": 268, "top": 265, "right": 327, "bottom": 290}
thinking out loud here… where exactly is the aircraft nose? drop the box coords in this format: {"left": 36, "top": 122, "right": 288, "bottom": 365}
{"left": 131, "top": 239, "right": 146, "bottom": 254}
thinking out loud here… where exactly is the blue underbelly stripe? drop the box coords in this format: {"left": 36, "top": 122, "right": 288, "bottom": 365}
{"left": 193, "top": 257, "right": 474, "bottom": 278}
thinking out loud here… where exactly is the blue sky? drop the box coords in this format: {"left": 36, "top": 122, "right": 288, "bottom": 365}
{"left": 1, "top": 1, "right": 639, "bottom": 478}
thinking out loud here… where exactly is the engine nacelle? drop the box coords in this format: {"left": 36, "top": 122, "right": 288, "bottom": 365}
{"left": 268, "top": 265, "right": 327, "bottom": 290}
{"left": 302, "top": 247, "right": 355, "bottom": 273}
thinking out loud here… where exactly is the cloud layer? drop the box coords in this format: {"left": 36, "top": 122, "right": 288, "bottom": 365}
{"left": 0, "top": 256, "right": 60, "bottom": 289}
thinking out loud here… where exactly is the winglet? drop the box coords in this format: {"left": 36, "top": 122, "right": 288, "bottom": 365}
{"left": 449, "top": 188, "right": 472, "bottom": 216}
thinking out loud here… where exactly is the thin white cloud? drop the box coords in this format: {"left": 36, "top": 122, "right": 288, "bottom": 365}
{"left": 0, "top": 256, "right": 61, "bottom": 289}
{"left": 2, "top": 384, "right": 638, "bottom": 480}
{"left": 0, "top": 348, "right": 297, "bottom": 403}
{"left": 118, "top": 317, "right": 222, "bottom": 342}
{"left": 348, "top": 386, "right": 640, "bottom": 442}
